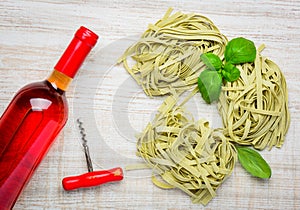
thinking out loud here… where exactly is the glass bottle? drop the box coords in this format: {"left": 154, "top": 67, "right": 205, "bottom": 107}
{"left": 0, "top": 26, "right": 98, "bottom": 209}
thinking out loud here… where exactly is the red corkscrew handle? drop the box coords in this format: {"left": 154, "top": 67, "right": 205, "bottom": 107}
{"left": 62, "top": 167, "right": 123, "bottom": 191}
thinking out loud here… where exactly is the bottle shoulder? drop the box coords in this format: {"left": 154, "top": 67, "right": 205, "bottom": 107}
{"left": 21, "top": 80, "right": 64, "bottom": 94}
{"left": 19, "top": 80, "right": 66, "bottom": 99}
{"left": 12, "top": 80, "right": 68, "bottom": 112}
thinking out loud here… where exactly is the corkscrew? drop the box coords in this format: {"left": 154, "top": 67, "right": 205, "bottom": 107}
{"left": 62, "top": 119, "right": 123, "bottom": 191}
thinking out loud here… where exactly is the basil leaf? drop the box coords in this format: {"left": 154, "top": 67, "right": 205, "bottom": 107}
{"left": 236, "top": 146, "right": 272, "bottom": 179}
{"left": 200, "top": 53, "right": 223, "bottom": 71}
{"left": 222, "top": 62, "right": 240, "bottom": 82}
{"left": 225, "top": 37, "right": 256, "bottom": 64}
{"left": 198, "top": 70, "right": 222, "bottom": 103}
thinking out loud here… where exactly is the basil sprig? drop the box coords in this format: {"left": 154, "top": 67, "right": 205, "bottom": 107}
{"left": 198, "top": 37, "right": 256, "bottom": 103}
{"left": 236, "top": 146, "right": 272, "bottom": 179}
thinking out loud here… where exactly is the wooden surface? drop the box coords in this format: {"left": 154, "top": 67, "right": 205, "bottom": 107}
{"left": 0, "top": 0, "right": 300, "bottom": 209}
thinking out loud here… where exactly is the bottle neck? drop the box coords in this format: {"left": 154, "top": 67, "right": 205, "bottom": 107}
{"left": 46, "top": 27, "right": 98, "bottom": 92}
{"left": 47, "top": 69, "right": 72, "bottom": 92}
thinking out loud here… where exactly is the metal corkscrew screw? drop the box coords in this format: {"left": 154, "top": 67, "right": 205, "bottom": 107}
{"left": 76, "top": 119, "right": 93, "bottom": 172}
{"left": 62, "top": 118, "right": 123, "bottom": 191}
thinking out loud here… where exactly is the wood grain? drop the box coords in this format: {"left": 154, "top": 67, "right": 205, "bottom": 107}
{"left": 0, "top": 0, "right": 299, "bottom": 209}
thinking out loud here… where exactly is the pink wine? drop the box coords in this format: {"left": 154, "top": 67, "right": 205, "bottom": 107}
{"left": 0, "top": 26, "right": 98, "bottom": 209}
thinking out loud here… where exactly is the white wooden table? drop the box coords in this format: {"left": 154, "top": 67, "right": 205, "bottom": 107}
{"left": 0, "top": 0, "right": 299, "bottom": 209}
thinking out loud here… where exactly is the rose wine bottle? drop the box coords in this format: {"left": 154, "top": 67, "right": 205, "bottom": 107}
{"left": 0, "top": 26, "right": 98, "bottom": 209}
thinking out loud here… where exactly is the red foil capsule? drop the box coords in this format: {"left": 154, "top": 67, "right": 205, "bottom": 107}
{"left": 54, "top": 26, "right": 98, "bottom": 78}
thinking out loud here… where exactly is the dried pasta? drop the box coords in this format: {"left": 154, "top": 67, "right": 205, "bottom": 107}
{"left": 218, "top": 45, "right": 290, "bottom": 150}
{"left": 118, "top": 8, "right": 227, "bottom": 96}
{"left": 119, "top": 8, "right": 290, "bottom": 206}
{"left": 136, "top": 95, "right": 237, "bottom": 205}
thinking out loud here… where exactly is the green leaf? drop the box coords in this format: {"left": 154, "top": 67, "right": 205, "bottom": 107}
{"left": 198, "top": 69, "right": 222, "bottom": 104}
{"left": 200, "top": 53, "right": 223, "bottom": 71}
{"left": 236, "top": 146, "right": 272, "bottom": 179}
{"left": 222, "top": 62, "right": 240, "bottom": 82}
{"left": 225, "top": 37, "right": 256, "bottom": 64}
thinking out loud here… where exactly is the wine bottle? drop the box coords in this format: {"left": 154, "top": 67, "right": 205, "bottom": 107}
{"left": 0, "top": 26, "right": 98, "bottom": 209}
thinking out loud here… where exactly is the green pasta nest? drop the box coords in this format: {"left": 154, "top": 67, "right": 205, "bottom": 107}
{"left": 136, "top": 96, "right": 237, "bottom": 205}
{"left": 118, "top": 8, "right": 227, "bottom": 96}
{"left": 218, "top": 48, "right": 289, "bottom": 150}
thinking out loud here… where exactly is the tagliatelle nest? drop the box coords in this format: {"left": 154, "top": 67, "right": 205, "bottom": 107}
{"left": 136, "top": 95, "right": 237, "bottom": 205}
{"left": 118, "top": 8, "right": 227, "bottom": 96}
{"left": 218, "top": 45, "right": 290, "bottom": 150}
